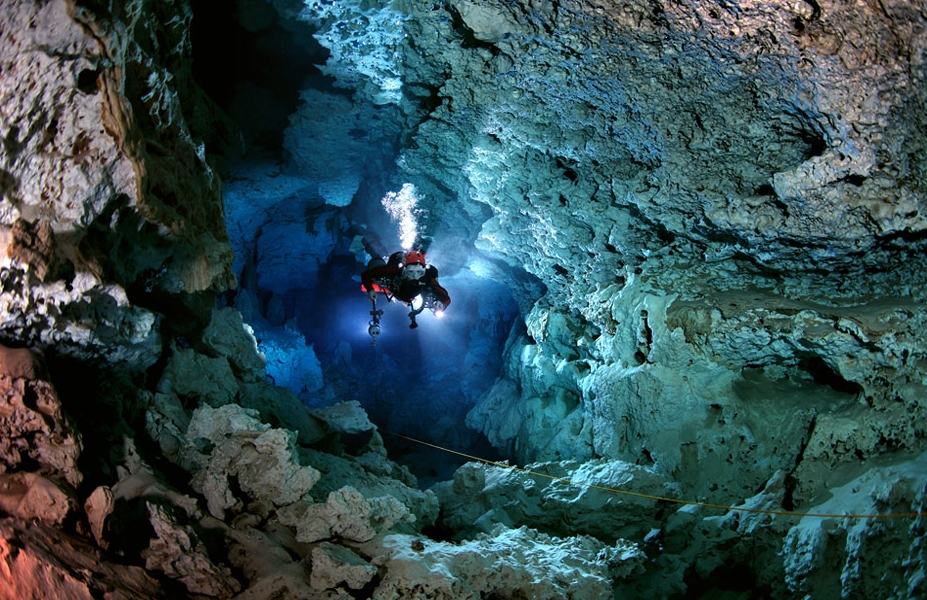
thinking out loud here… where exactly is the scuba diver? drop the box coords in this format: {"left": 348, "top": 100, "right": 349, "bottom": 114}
{"left": 361, "top": 249, "right": 450, "bottom": 342}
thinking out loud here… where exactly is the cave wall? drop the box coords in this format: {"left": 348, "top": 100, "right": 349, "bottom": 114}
{"left": 0, "top": 0, "right": 235, "bottom": 367}
{"left": 389, "top": 0, "right": 927, "bottom": 504}
{"left": 1, "top": 0, "right": 926, "bottom": 598}
{"left": 387, "top": 2, "right": 927, "bottom": 595}
{"left": 0, "top": 1, "right": 649, "bottom": 597}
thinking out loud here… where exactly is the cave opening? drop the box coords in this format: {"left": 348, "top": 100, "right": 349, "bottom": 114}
{"left": 189, "top": 0, "right": 517, "bottom": 485}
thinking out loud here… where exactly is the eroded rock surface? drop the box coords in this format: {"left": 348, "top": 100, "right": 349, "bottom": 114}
{"left": 363, "top": 526, "right": 644, "bottom": 600}
{"left": 142, "top": 502, "right": 241, "bottom": 598}
{"left": 0, "top": 0, "right": 234, "bottom": 366}
{"left": 435, "top": 458, "right": 674, "bottom": 541}
{"left": 2, "top": 0, "right": 926, "bottom": 598}
{"left": 182, "top": 403, "right": 321, "bottom": 519}
{"left": 0, "top": 347, "right": 81, "bottom": 487}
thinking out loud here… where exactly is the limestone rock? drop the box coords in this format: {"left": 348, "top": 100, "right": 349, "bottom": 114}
{"left": 158, "top": 347, "right": 238, "bottom": 407}
{"left": 365, "top": 526, "right": 644, "bottom": 600}
{"left": 0, "top": 346, "right": 81, "bottom": 487}
{"left": 0, "top": 473, "right": 76, "bottom": 526}
{"left": 435, "top": 459, "right": 674, "bottom": 541}
{"left": 184, "top": 404, "right": 320, "bottom": 519}
{"left": 285, "top": 1, "right": 409, "bottom": 105}
{"left": 202, "top": 307, "right": 266, "bottom": 382}
{"left": 300, "top": 447, "right": 438, "bottom": 529}
{"left": 3, "top": 0, "right": 926, "bottom": 597}
{"left": 0, "top": 518, "right": 160, "bottom": 599}
{"left": 0, "top": 0, "right": 233, "bottom": 365}
{"left": 310, "top": 542, "right": 377, "bottom": 591}
{"left": 353, "top": 442, "right": 415, "bottom": 484}
{"left": 225, "top": 525, "right": 304, "bottom": 583}
{"left": 238, "top": 382, "right": 325, "bottom": 446}
{"left": 144, "top": 391, "right": 191, "bottom": 463}
{"left": 782, "top": 453, "right": 927, "bottom": 599}
{"left": 311, "top": 400, "right": 375, "bottom": 435}
{"left": 233, "top": 572, "right": 320, "bottom": 600}
{"left": 141, "top": 502, "right": 241, "bottom": 597}
{"left": 397, "top": 0, "right": 927, "bottom": 532}
{"left": 84, "top": 485, "right": 114, "bottom": 548}
{"left": 278, "top": 486, "right": 411, "bottom": 544}
{"left": 110, "top": 437, "right": 200, "bottom": 520}
{"left": 0, "top": 269, "right": 161, "bottom": 367}
{"left": 0, "top": 532, "right": 94, "bottom": 600}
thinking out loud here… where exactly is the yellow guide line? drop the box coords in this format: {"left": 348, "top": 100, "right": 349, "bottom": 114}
{"left": 391, "top": 432, "right": 927, "bottom": 521}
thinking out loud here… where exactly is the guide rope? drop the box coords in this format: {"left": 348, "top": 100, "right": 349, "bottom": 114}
{"left": 389, "top": 432, "right": 927, "bottom": 521}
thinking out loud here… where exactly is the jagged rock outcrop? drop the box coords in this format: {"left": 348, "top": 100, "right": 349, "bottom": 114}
{"left": 150, "top": 307, "right": 327, "bottom": 446}
{"left": 0, "top": 518, "right": 161, "bottom": 600}
{"left": 278, "top": 485, "right": 411, "bottom": 544}
{"left": 434, "top": 458, "right": 675, "bottom": 541}
{"left": 202, "top": 307, "right": 266, "bottom": 381}
{"left": 141, "top": 502, "right": 241, "bottom": 597}
{"left": 0, "top": 0, "right": 234, "bottom": 365}
{"left": 3, "top": 0, "right": 926, "bottom": 597}
{"left": 781, "top": 453, "right": 927, "bottom": 599}
{"left": 0, "top": 1, "right": 462, "bottom": 596}
{"left": 0, "top": 346, "right": 83, "bottom": 533}
{"left": 389, "top": 0, "right": 927, "bottom": 524}
{"left": 181, "top": 403, "right": 322, "bottom": 520}
{"left": 290, "top": 0, "right": 409, "bottom": 106}
{"left": 361, "top": 526, "right": 645, "bottom": 600}
{"left": 310, "top": 542, "right": 378, "bottom": 592}
{"left": 350, "top": 0, "right": 926, "bottom": 595}
{"left": 0, "top": 347, "right": 81, "bottom": 487}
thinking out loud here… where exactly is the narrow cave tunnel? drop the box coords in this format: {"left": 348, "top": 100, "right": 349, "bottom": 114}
{"left": 189, "top": 0, "right": 517, "bottom": 484}
{"left": 1, "top": 1, "right": 926, "bottom": 598}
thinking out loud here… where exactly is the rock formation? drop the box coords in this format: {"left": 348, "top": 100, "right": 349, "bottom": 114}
{"left": 0, "top": 0, "right": 925, "bottom": 598}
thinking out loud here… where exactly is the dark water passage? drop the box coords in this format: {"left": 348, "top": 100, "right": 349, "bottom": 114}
{"left": 191, "top": 0, "right": 518, "bottom": 484}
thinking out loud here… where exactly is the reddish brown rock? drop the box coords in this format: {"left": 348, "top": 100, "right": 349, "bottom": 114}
{"left": 0, "top": 518, "right": 160, "bottom": 599}
{"left": 84, "top": 485, "right": 114, "bottom": 548}
{"left": 0, "top": 473, "right": 76, "bottom": 526}
{"left": 0, "top": 346, "right": 81, "bottom": 488}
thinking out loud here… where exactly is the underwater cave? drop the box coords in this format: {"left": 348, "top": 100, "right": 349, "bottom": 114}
{"left": 0, "top": 0, "right": 926, "bottom": 598}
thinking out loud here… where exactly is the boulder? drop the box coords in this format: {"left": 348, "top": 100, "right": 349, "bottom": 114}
{"left": 184, "top": 404, "right": 320, "bottom": 519}
{"left": 0, "top": 473, "right": 76, "bottom": 526}
{"left": 141, "top": 502, "right": 241, "bottom": 597}
{"left": 158, "top": 348, "right": 238, "bottom": 408}
{"left": 364, "top": 526, "right": 644, "bottom": 600}
{"left": 238, "top": 382, "right": 325, "bottom": 446}
{"left": 84, "top": 486, "right": 114, "bottom": 548}
{"left": 435, "top": 458, "right": 674, "bottom": 541}
{"left": 300, "top": 447, "right": 438, "bottom": 528}
{"left": 277, "top": 486, "right": 410, "bottom": 544}
{"left": 202, "top": 308, "right": 266, "bottom": 382}
{"left": 0, "top": 346, "right": 82, "bottom": 487}
{"left": 310, "top": 542, "right": 378, "bottom": 591}
{"left": 311, "top": 401, "right": 375, "bottom": 435}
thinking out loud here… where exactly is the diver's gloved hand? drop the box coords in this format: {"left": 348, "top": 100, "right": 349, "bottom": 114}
{"left": 367, "top": 289, "right": 377, "bottom": 300}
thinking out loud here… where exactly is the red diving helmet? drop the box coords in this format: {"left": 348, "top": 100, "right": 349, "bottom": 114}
{"left": 404, "top": 250, "right": 426, "bottom": 266}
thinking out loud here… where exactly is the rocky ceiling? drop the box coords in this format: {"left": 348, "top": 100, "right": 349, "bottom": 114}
{"left": 0, "top": 0, "right": 925, "bottom": 598}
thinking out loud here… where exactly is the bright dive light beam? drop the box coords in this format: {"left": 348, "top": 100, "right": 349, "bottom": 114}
{"left": 411, "top": 294, "right": 423, "bottom": 311}
{"left": 381, "top": 183, "right": 420, "bottom": 250}
{"left": 435, "top": 310, "right": 445, "bottom": 319}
